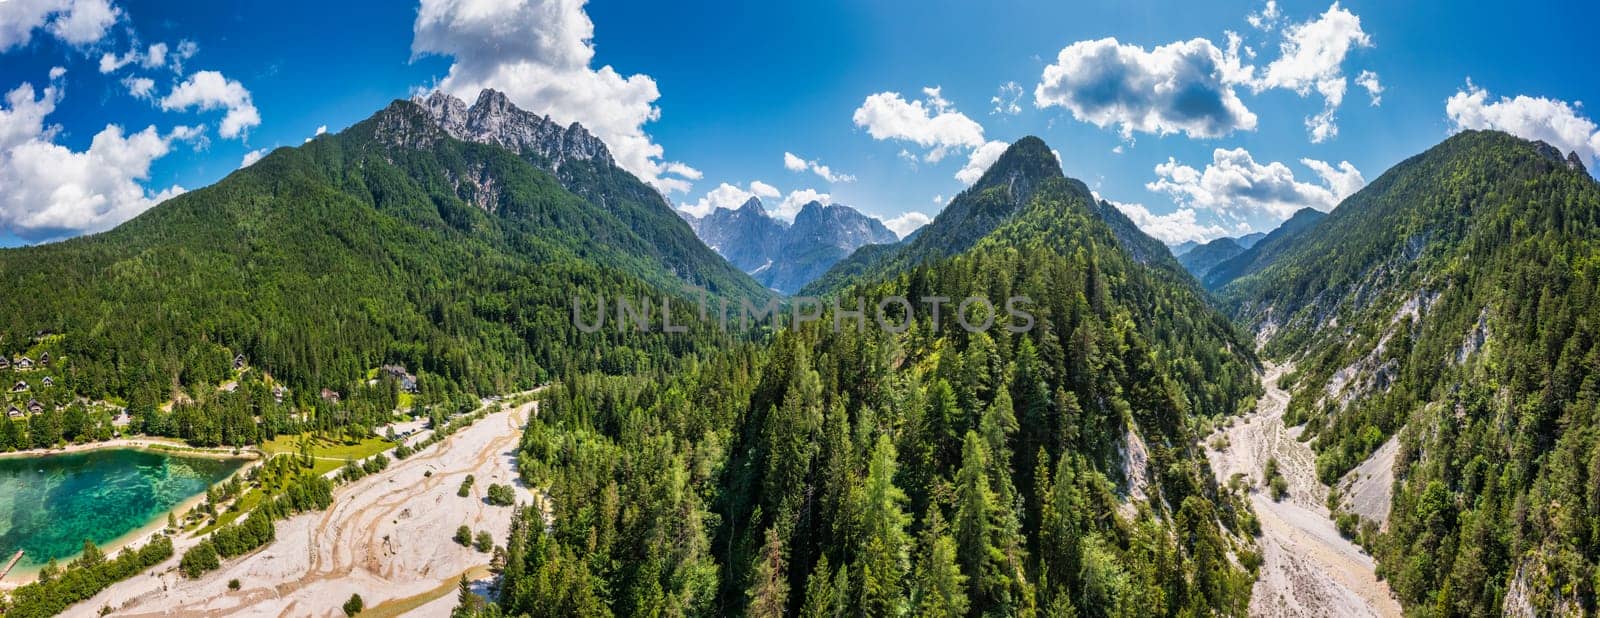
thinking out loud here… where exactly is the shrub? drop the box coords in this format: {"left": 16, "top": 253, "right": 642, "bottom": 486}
{"left": 455, "top": 525, "right": 472, "bottom": 546}
{"left": 485, "top": 483, "right": 515, "bottom": 506}
{"left": 343, "top": 593, "right": 364, "bottom": 616}
{"left": 228, "top": 578, "right": 241, "bottom": 591}
{"left": 474, "top": 530, "right": 494, "bottom": 553}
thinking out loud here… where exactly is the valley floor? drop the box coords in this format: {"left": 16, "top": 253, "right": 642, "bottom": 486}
{"left": 59, "top": 400, "right": 537, "bottom": 618}
{"left": 1206, "top": 363, "right": 1403, "bottom": 618}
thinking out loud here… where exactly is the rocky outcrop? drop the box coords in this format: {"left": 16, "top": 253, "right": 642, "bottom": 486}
{"left": 414, "top": 89, "right": 613, "bottom": 171}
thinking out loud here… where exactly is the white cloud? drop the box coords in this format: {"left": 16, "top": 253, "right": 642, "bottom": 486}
{"left": 160, "top": 70, "right": 260, "bottom": 139}
{"left": 1253, "top": 2, "right": 1372, "bottom": 142}
{"left": 881, "top": 211, "right": 931, "bottom": 239}
{"left": 663, "top": 161, "right": 702, "bottom": 180}
{"left": 412, "top": 0, "right": 694, "bottom": 194}
{"left": 1247, "top": 0, "right": 1281, "bottom": 30}
{"left": 304, "top": 124, "right": 328, "bottom": 143}
{"left": 143, "top": 42, "right": 167, "bottom": 68}
{"left": 0, "top": 79, "right": 191, "bottom": 240}
{"left": 1355, "top": 70, "right": 1382, "bottom": 106}
{"left": 783, "top": 151, "right": 806, "bottom": 172}
{"left": 239, "top": 147, "right": 268, "bottom": 169}
{"left": 932, "top": 194, "right": 945, "bottom": 204}
{"left": 852, "top": 87, "right": 986, "bottom": 162}
{"left": 775, "top": 188, "right": 831, "bottom": 221}
{"left": 1034, "top": 36, "right": 1257, "bottom": 140}
{"left": 956, "top": 140, "right": 1008, "bottom": 185}
{"left": 1032, "top": 3, "right": 1376, "bottom": 144}
{"left": 678, "top": 181, "right": 781, "bottom": 218}
{"left": 47, "top": 66, "right": 66, "bottom": 80}
{"left": 99, "top": 49, "right": 135, "bottom": 73}
{"left": 1146, "top": 147, "right": 1364, "bottom": 221}
{"left": 121, "top": 76, "right": 154, "bottom": 99}
{"left": 0, "top": 0, "right": 120, "bottom": 51}
{"left": 749, "top": 180, "right": 779, "bottom": 198}
{"left": 991, "top": 81, "right": 1022, "bottom": 115}
{"left": 1446, "top": 82, "right": 1600, "bottom": 167}
{"left": 782, "top": 151, "right": 854, "bottom": 183}
{"left": 1107, "top": 198, "right": 1233, "bottom": 244}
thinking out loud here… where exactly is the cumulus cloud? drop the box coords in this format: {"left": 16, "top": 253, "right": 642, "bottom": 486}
{"left": 1107, "top": 198, "right": 1234, "bottom": 244}
{"left": 775, "top": 188, "right": 831, "bottom": 221}
{"left": 1146, "top": 147, "right": 1364, "bottom": 221}
{"left": 956, "top": 140, "right": 1008, "bottom": 185}
{"left": 991, "top": 81, "right": 1022, "bottom": 115}
{"left": 160, "top": 70, "right": 260, "bottom": 139}
{"left": 412, "top": 0, "right": 696, "bottom": 194}
{"left": 852, "top": 87, "right": 986, "bottom": 163}
{"left": 304, "top": 124, "right": 327, "bottom": 143}
{"left": 854, "top": 86, "right": 1014, "bottom": 184}
{"left": 239, "top": 148, "right": 268, "bottom": 169}
{"left": 881, "top": 211, "right": 931, "bottom": 239}
{"left": 1034, "top": 2, "right": 1376, "bottom": 143}
{"left": 1253, "top": 2, "right": 1372, "bottom": 142}
{"left": 783, "top": 151, "right": 854, "bottom": 183}
{"left": 0, "top": 0, "right": 120, "bottom": 51}
{"left": 0, "top": 78, "right": 191, "bottom": 240}
{"left": 1446, "top": 82, "right": 1600, "bottom": 167}
{"left": 1035, "top": 37, "right": 1257, "bottom": 140}
{"left": 678, "top": 181, "right": 782, "bottom": 218}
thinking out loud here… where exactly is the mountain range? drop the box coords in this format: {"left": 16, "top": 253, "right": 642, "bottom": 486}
{"left": 683, "top": 197, "right": 898, "bottom": 294}
{"left": 6, "top": 83, "right": 1600, "bottom": 618}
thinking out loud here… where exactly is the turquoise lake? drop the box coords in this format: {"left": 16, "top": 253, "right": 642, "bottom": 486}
{"left": 0, "top": 448, "right": 244, "bottom": 572}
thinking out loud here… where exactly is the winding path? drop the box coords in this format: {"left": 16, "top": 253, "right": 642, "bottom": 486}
{"left": 1205, "top": 363, "right": 1402, "bottom": 617}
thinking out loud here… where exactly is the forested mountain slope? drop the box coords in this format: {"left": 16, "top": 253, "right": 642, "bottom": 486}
{"left": 491, "top": 137, "right": 1264, "bottom": 617}
{"left": 1201, "top": 207, "right": 1325, "bottom": 291}
{"left": 1221, "top": 129, "right": 1600, "bottom": 615}
{"left": 0, "top": 95, "right": 763, "bottom": 410}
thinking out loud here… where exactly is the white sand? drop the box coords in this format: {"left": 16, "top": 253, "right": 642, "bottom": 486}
{"left": 61, "top": 400, "right": 536, "bottom": 618}
{"left": 1205, "top": 363, "right": 1402, "bottom": 618}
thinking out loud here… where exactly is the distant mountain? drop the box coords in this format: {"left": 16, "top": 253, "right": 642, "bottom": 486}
{"left": 1177, "top": 237, "right": 1244, "bottom": 280}
{"left": 1234, "top": 232, "right": 1267, "bottom": 249}
{"left": 1171, "top": 240, "right": 1201, "bottom": 256}
{"left": 1221, "top": 130, "right": 1600, "bottom": 615}
{"left": 684, "top": 198, "right": 785, "bottom": 273}
{"left": 1200, "top": 207, "right": 1326, "bottom": 290}
{"left": 684, "top": 199, "right": 897, "bottom": 294}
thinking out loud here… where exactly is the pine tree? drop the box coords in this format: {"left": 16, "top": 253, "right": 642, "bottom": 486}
{"left": 799, "top": 555, "right": 842, "bottom": 618}
{"left": 954, "top": 431, "right": 1005, "bottom": 614}
{"left": 746, "top": 527, "right": 789, "bottom": 618}
{"left": 855, "top": 435, "right": 910, "bottom": 616}
{"left": 910, "top": 508, "right": 969, "bottom": 617}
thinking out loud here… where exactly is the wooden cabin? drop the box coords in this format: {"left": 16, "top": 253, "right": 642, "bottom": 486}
{"left": 10, "top": 381, "right": 26, "bottom": 393}
{"left": 14, "top": 357, "right": 32, "bottom": 370}
{"left": 233, "top": 354, "right": 247, "bottom": 370}
{"left": 0, "top": 357, "right": 10, "bottom": 370}
{"left": 40, "top": 376, "right": 53, "bottom": 387}
{"left": 6, "top": 405, "right": 20, "bottom": 419}
{"left": 26, "top": 399, "right": 43, "bottom": 414}
{"left": 38, "top": 352, "right": 49, "bottom": 366}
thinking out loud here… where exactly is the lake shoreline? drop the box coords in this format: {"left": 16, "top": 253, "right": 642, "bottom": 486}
{"left": 0, "top": 446, "right": 256, "bottom": 590}
{"left": 0, "top": 436, "right": 259, "bottom": 462}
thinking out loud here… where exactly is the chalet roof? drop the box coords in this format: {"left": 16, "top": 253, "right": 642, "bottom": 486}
{"left": 10, "top": 381, "right": 26, "bottom": 391}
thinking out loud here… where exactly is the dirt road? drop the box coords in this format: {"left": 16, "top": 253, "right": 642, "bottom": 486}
{"left": 1205, "top": 363, "right": 1402, "bottom": 617}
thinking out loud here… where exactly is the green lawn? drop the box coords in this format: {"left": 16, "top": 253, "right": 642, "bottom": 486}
{"left": 195, "top": 433, "right": 394, "bottom": 535}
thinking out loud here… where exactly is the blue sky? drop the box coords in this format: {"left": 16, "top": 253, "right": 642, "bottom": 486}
{"left": 1, "top": 0, "right": 1597, "bottom": 247}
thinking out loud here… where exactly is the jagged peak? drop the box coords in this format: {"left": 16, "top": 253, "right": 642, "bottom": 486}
{"left": 408, "top": 87, "right": 613, "bottom": 167}
{"left": 969, "top": 135, "right": 1065, "bottom": 192}
{"left": 737, "top": 197, "right": 767, "bottom": 215}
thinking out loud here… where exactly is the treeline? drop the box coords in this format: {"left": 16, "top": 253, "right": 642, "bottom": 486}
{"left": 470, "top": 176, "right": 1262, "bottom": 616}
{"left": 0, "top": 536, "right": 174, "bottom": 618}
{"left": 180, "top": 472, "right": 337, "bottom": 578}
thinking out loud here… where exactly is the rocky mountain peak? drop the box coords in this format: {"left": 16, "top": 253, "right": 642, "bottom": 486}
{"left": 736, "top": 197, "right": 767, "bottom": 215}
{"left": 1568, "top": 151, "right": 1588, "bottom": 174}
{"left": 410, "top": 88, "right": 613, "bottom": 169}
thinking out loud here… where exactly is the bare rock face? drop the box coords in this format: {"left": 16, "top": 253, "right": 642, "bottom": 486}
{"left": 413, "top": 89, "right": 613, "bottom": 171}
